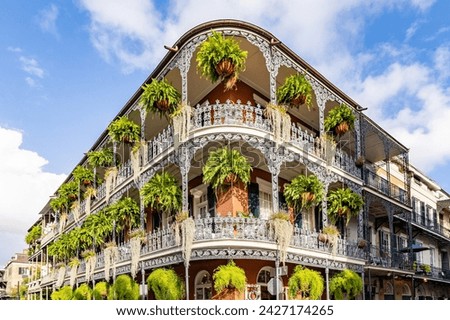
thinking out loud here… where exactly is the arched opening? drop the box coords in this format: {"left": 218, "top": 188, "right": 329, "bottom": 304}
{"left": 194, "top": 270, "right": 212, "bottom": 300}
{"left": 257, "top": 266, "right": 276, "bottom": 300}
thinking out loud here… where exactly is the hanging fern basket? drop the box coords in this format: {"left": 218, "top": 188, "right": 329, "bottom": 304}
{"left": 291, "top": 95, "right": 307, "bottom": 107}
{"left": 302, "top": 191, "right": 316, "bottom": 204}
{"left": 156, "top": 99, "right": 170, "bottom": 112}
{"left": 334, "top": 121, "right": 349, "bottom": 136}
{"left": 215, "top": 59, "right": 235, "bottom": 78}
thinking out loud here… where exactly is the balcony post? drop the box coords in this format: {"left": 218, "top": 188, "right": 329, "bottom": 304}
{"left": 267, "top": 149, "right": 282, "bottom": 213}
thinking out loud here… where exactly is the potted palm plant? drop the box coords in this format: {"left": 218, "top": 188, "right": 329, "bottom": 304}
{"left": 276, "top": 74, "right": 313, "bottom": 109}
{"left": 324, "top": 103, "right": 356, "bottom": 136}
{"left": 140, "top": 78, "right": 181, "bottom": 117}
{"left": 284, "top": 174, "right": 324, "bottom": 212}
{"left": 212, "top": 260, "right": 246, "bottom": 300}
{"left": 147, "top": 268, "right": 185, "bottom": 300}
{"left": 196, "top": 31, "right": 248, "bottom": 91}
{"left": 329, "top": 269, "right": 363, "bottom": 300}
{"left": 288, "top": 265, "right": 324, "bottom": 300}
{"left": 327, "top": 187, "right": 364, "bottom": 226}
{"left": 108, "top": 116, "right": 141, "bottom": 144}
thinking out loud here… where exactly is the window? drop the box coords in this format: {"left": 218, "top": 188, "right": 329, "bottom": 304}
{"left": 257, "top": 178, "right": 272, "bottom": 220}
{"left": 257, "top": 267, "right": 275, "bottom": 300}
{"left": 18, "top": 267, "right": 28, "bottom": 276}
{"left": 191, "top": 186, "right": 209, "bottom": 219}
{"left": 194, "top": 271, "right": 212, "bottom": 300}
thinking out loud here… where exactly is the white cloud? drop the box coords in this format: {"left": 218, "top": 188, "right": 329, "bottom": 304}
{"left": 7, "top": 46, "right": 22, "bottom": 53}
{"left": 434, "top": 45, "right": 450, "bottom": 80}
{"left": 0, "top": 127, "right": 66, "bottom": 266}
{"left": 19, "top": 56, "right": 45, "bottom": 78}
{"left": 76, "top": 0, "right": 450, "bottom": 180}
{"left": 37, "top": 4, "right": 59, "bottom": 37}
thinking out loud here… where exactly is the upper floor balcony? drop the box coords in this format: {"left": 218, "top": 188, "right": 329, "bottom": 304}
{"left": 364, "top": 169, "right": 408, "bottom": 205}
{"left": 40, "top": 215, "right": 365, "bottom": 286}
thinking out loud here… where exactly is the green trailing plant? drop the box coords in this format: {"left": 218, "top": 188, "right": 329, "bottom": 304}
{"left": 108, "top": 116, "right": 141, "bottom": 144}
{"left": 93, "top": 281, "right": 109, "bottom": 300}
{"left": 213, "top": 260, "right": 247, "bottom": 294}
{"left": 73, "top": 283, "right": 93, "bottom": 300}
{"left": 109, "top": 197, "right": 141, "bottom": 232}
{"left": 420, "top": 264, "right": 431, "bottom": 273}
{"left": 329, "top": 269, "right": 363, "bottom": 300}
{"left": 284, "top": 174, "right": 324, "bottom": 212}
{"left": 87, "top": 148, "right": 115, "bottom": 168}
{"left": 276, "top": 74, "right": 313, "bottom": 108}
{"left": 288, "top": 265, "right": 324, "bottom": 300}
{"left": 140, "top": 78, "right": 181, "bottom": 117}
{"left": 140, "top": 172, "right": 182, "bottom": 213}
{"left": 147, "top": 268, "right": 185, "bottom": 300}
{"left": 25, "top": 225, "right": 42, "bottom": 245}
{"left": 202, "top": 148, "right": 252, "bottom": 192}
{"left": 324, "top": 103, "right": 356, "bottom": 136}
{"left": 72, "top": 165, "right": 94, "bottom": 186}
{"left": 327, "top": 188, "right": 364, "bottom": 226}
{"left": 51, "top": 285, "right": 73, "bottom": 300}
{"left": 109, "top": 274, "right": 140, "bottom": 300}
{"left": 196, "top": 31, "right": 248, "bottom": 91}
{"left": 81, "top": 209, "right": 113, "bottom": 248}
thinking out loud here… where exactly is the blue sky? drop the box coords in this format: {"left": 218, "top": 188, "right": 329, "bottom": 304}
{"left": 1, "top": 0, "right": 449, "bottom": 267}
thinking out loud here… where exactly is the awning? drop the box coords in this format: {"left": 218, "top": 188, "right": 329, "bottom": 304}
{"left": 400, "top": 244, "right": 430, "bottom": 253}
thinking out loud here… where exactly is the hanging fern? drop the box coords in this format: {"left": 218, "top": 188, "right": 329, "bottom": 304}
{"left": 288, "top": 265, "right": 324, "bottom": 300}
{"left": 109, "top": 274, "right": 140, "bottom": 300}
{"left": 202, "top": 148, "right": 252, "bottom": 192}
{"left": 93, "top": 281, "right": 109, "bottom": 300}
{"left": 51, "top": 285, "right": 73, "bottom": 300}
{"left": 284, "top": 174, "right": 324, "bottom": 211}
{"left": 276, "top": 74, "right": 313, "bottom": 108}
{"left": 108, "top": 116, "right": 141, "bottom": 143}
{"left": 87, "top": 148, "right": 115, "bottom": 168}
{"left": 73, "top": 283, "right": 93, "bottom": 300}
{"left": 324, "top": 103, "right": 356, "bottom": 135}
{"left": 140, "top": 172, "right": 182, "bottom": 213}
{"left": 196, "top": 31, "right": 248, "bottom": 90}
{"left": 147, "top": 268, "right": 185, "bottom": 300}
{"left": 329, "top": 269, "right": 363, "bottom": 300}
{"left": 327, "top": 188, "right": 363, "bottom": 226}
{"left": 140, "top": 78, "right": 181, "bottom": 117}
{"left": 213, "top": 260, "right": 247, "bottom": 294}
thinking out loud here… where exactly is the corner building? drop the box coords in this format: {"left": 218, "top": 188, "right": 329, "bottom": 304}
{"left": 26, "top": 20, "right": 450, "bottom": 300}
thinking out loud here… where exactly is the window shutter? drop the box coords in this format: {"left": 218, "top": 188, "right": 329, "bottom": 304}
{"left": 248, "top": 182, "right": 259, "bottom": 218}
{"left": 207, "top": 185, "right": 216, "bottom": 217}
{"left": 188, "top": 194, "right": 194, "bottom": 217}
{"left": 278, "top": 191, "right": 287, "bottom": 210}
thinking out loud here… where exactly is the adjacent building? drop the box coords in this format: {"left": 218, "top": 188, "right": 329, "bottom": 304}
{"left": 25, "top": 19, "right": 450, "bottom": 300}
{"left": 3, "top": 251, "right": 30, "bottom": 299}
